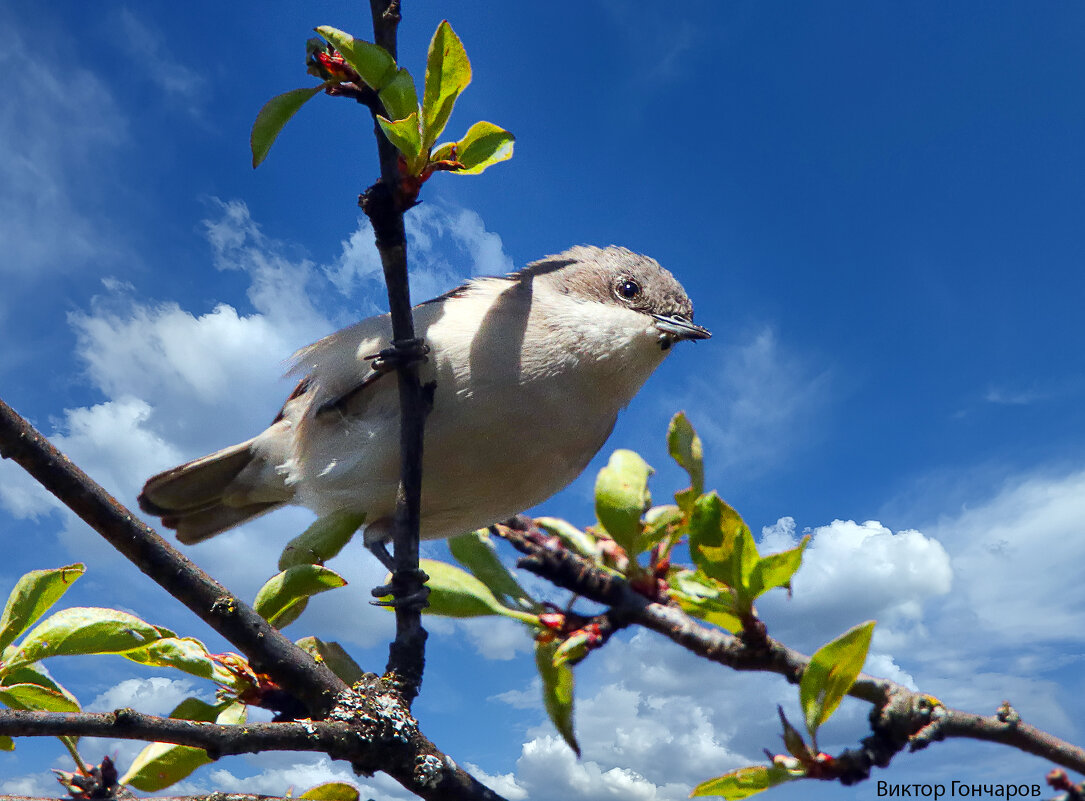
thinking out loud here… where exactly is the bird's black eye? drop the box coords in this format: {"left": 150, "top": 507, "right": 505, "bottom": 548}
{"left": 617, "top": 278, "right": 641, "bottom": 300}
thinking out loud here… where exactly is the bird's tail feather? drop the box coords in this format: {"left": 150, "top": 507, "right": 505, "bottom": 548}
{"left": 138, "top": 439, "right": 289, "bottom": 544}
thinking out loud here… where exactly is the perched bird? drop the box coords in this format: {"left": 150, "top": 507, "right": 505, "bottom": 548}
{"left": 138, "top": 245, "right": 710, "bottom": 558}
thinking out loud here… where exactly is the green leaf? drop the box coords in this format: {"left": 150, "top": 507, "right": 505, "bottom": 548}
{"left": 385, "top": 560, "right": 535, "bottom": 623}
{"left": 594, "top": 450, "right": 653, "bottom": 556}
{"left": 691, "top": 765, "right": 799, "bottom": 798}
{"left": 688, "top": 494, "right": 759, "bottom": 600}
{"left": 279, "top": 511, "right": 366, "bottom": 570}
{"left": 120, "top": 701, "right": 244, "bottom": 791}
{"left": 641, "top": 504, "right": 682, "bottom": 554}
{"left": 448, "top": 121, "right": 515, "bottom": 175}
{"left": 253, "top": 565, "right": 347, "bottom": 629}
{"left": 0, "top": 683, "right": 80, "bottom": 713}
{"left": 421, "top": 20, "right": 472, "bottom": 150}
{"left": 377, "top": 112, "right": 424, "bottom": 170}
{"left": 295, "top": 636, "right": 364, "bottom": 686}
{"left": 748, "top": 536, "right": 810, "bottom": 599}
{"left": 552, "top": 629, "right": 592, "bottom": 668}
{"left": 535, "top": 638, "right": 579, "bottom": 756}
{"left": 315, "top": 26, "right": 397, "bottom": 89}
{"left": 6, "top": 608, "right": 164, "bottom": 670}
{"left": 669, "top": 570, "right": 743, "bottom": 633}
{"left": 378, "top": 67, "right": 419, "bottom": 122}
{"left": 251, "top": 85, "right": 326, "bottom": 168}
{"left": 667, "top": 412, "right": 704, "bottom": 512}
{"left": 534, "top": 517, "right": 597, "bottom": 559}
{"left": 449, "top": 530, "right": 534, "bottom": 611}
{"left": 123, "top": 637, "right": 233, "bottom": 685}
{"left": 301, "top": 781, "right": 361, "bottom": 801}
{"left": 1, "top": 665, "right": 77, "bottom": 704}
{"left": 800, "top": 620, "right": 876, "bottom": 742}
{"left": 0, "top": 735, "right": 12, "bottom": 751}
{"left": 0, "top": 564, "right": 85, "bottom": 653}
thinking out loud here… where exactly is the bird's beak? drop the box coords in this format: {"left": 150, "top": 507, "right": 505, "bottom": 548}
{"left": 652, "top": 314, "right": 712, "bottom": 344}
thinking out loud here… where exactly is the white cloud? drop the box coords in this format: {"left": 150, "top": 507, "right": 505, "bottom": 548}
{"left": 681, "top": 328, "right": 831, "bottom": 480}
{"left": 196, "top": 755, "right": 413, "bottom": 800}
{"left": 112, "top": 10, "right": 206, "bottom": 117}
{"left": 88, "top": 677, "right": 199, "bottom": 715}
{"left": 0, "top": 773, "right": 58, "bottom": 795}
{"left": 327, "top": 202, "right": 514, "bottom": 303}
{"left": 460, "top": 617, "right": 534, "bottom": 661}
{"left": 463, "top": 762, "right": 529, "bottom": 800}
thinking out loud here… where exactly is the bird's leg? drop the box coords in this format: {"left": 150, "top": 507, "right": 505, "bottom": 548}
{"left": 364, "top": 337, "right": 430, "bottom": 374}
{"left": 367, "top": 538, "right": 431, "bottom": 609}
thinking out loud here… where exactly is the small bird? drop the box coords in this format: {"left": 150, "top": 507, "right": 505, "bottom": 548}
{"left": 138, "top": 245, "right": 710, "bottom": 559}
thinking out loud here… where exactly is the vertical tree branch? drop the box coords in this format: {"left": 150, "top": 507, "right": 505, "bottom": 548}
{"left": 359, "top": 0, "right": 429, "bottom": 702}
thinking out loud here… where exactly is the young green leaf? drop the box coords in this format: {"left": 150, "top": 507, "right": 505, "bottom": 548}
{"left": 535, "top": 638, "right": 579, "bottom": 756}
{"left": 690, "top": 765, "right": 799, "bottom": 799}
{"left": 448, "top": 121, "right": 515, "bottom": 175}
{"left": 552, "top": 629, "right": 593, "bottom": 669}
{"left": 421, "top": 20, "right": 472, "bottom": 149}
{"left": 120, "top": 701, "right": 245, "bottom": 791}
{"left": 667, "top": 412, "right": 704, "bottom": 512}
{"left": 641, "top": 504, "right": 682, "bottom": 554}
{"left": 378, "top": 67, "right": 419, "bottom": 122}
{"left": 534, "top": 517, "right": 598, "bottom": 559}
{"left": 279, "top": 511, "right": 366, "bottom": 570}
{"left": 800, "top": 620, "right": 876, "bottom": 741}
{"left": 0, "top": 683, "right": 80, "bottom": 713}
{"left": 315, "top": 26, "right": 397, "bottom": 89}
{"left": 123, "top": 637, "right": 233, "bottom": 685}
{"left": 301, "top": 782, "right": 361, "bottom": 801}
{"left": 376, "top": 112, "right": 424, "bottom": 170}
{"left": 253, "top": 565, "right": 347, "bottom": 629}
{"left": 0, "top": 564, "right": 85, "bottom": 653}
{"left": 295, "top": 636, "right": 365, "bottom": 686}
{"left": 1, "top": 665, "right": 78, "bottom": 708}
{"left": 748, "top": 536, "right": 810, "bottom": 599}
{"left": 386, "top": 559, "right": 536, "bottom": 622}
{"left": 594, "top": 449, "right": 653, "bottom": 556}
{"left": 449, "top": 530, "right": 534, "bottom": 611}
{"left": 0, "top": 736, "right": 12, "bottom": 751}
{"left": 669, "top": 570, "right": 743, "bottom": 633}
{"left": 688, "top": 493, "right": 759, "bottom": 600}
{"left": 251, "top": 85, "right": 326, "bottom": 168}
{"left": 6, "top": 608, "right": 164, "bottom": 670}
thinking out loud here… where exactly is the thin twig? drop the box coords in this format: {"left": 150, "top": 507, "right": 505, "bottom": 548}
{"left": 0, "top": 398, "right": 346, "bottom": 716}
{"left": 358, "top": 0, "right": 430, "bottom": 701}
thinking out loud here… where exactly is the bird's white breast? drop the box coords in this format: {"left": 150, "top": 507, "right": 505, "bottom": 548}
{"left": 279, "top": 278, "right": 671, "bottom": 539}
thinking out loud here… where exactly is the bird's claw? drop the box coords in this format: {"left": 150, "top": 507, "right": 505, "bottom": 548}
{"left": 370, "top": 573, "right": 430, "bottom": 610}
{"left": 365, "top": 338, "right": 430, "bottom": 374}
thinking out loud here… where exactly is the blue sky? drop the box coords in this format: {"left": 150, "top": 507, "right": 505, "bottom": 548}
{"left": 2, "top": 2, "right": 1085, "bottom": 798}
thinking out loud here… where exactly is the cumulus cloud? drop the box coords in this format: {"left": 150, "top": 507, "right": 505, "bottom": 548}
{"left": 88, "top": 677, "right": 200, "bottom": 715}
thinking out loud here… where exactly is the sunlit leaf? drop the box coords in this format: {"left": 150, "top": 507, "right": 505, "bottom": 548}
{"left": 123, "top": 637, "right": 233, "bottom": 685}
{"left": 534, "top": 517, "right": 597, "bottom": 559}
{"left": 0, "top": 564, "right": 85, "bottom": 652}
{"left": 378, "top": 67, "right": 418, "bottom": 122}
{"left": 690, "top": 765, "right": 799, "bottom": 798}
{"left": 641, "top": 504, "right": 682, "bottom": 554}
{"left": 0, "top": 736, "right": 12, "bottom": 751}
{"left": 800, "top": 620, "right": 875, "bottom": 741}
{"left": 6, "top": 608, "right": 164, "bottom": 670}
{"left": 295, "top": 636, "right": 364, "bottom": 686}
{"left": 449, "top": 530, "right": 534, "bottom": 611}
{"left": 688, "top": 493, "right": 759, "bottom": 602}
{"left": 0, "top": 683, "right": 80, "bottom": 713}
{"left": 301, "top": 781, "right": 361, "bottom": 801}
{"left": 448, "top": 120, "right": 514, "bottom": 175}
{"left": 669, "top": 570, "right": 742, "bottom": 633}
{"left": 279, "top": 511, "right": 366, "bottom": 570}
{"left": 251, "top": 85, "right": 326, "bottom": 168}
{"left": 535, "top": 638, "right": 578, "bottom": 756}
{"left": 315, "top": 26, "right": 396, "bottom": 89}
{"left": 421, "top": 20, "right": 471, "bottom": 149}
{"left": 748, "top": 537, "right": 810, "bottom": 599}
{"left": 667, "top": 412, "right": 704, "bottom": 513}
{"left": 594, "top": 450, "right": 653, "bottom": 556}
{"left": 253, "top": 565, "right": 347, "bottom": 629}
{"left": 377, "top": 112, "right": 423, "bottom": 170}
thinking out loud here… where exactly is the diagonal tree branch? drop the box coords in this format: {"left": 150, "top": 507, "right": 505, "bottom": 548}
{"left": 0, "top": 398, "right": 347, "bottom": 715}
{"left": 497, "top": 518, "right": 1085, "bottom": 779}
